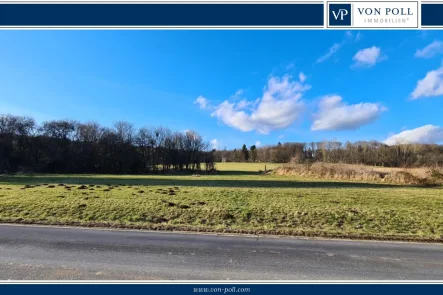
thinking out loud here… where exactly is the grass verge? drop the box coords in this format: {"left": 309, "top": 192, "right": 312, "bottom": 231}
{"left": 0, "top": 173, "right": 442, "bottom": 242}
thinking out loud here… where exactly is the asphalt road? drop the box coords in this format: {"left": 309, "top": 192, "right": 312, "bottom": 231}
{"left": 0, "top": 224, "right": 442, "bottom": 280}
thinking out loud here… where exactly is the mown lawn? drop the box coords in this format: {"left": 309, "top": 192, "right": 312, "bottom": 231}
{"left": 0, "top": 170, "right": 442, "bottom": 242}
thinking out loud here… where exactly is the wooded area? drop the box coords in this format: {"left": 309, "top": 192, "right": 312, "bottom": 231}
{"left": 0, "top": 114, "right": 215, "bottom": 174}
{"left": 2, "top": 114, "right": 443, "bottom": 174}
{"left": 215, "top": 141, "right": 443, "bottom": 168}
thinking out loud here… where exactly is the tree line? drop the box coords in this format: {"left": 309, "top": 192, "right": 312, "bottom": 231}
{"left": 214, "top": 141, "right": 443, "bottom": 168}
{"left": 0, "top": 114, "right": 215, "bottom": 174}
{"left": 3, "top": 113, "right": 443, "bottom": 173}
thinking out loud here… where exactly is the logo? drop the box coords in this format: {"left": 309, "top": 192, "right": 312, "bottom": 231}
{"left": 329, "top": 4, "right": 352, "bottom": 26}
{"left": 328, "top": 2, "right": 418, "bottom": 28}
{"left": 332, "top": 8, "right": 349, "bottom": 21}
{"left": 356, "top": 7, "right": 414, "bottom": 16}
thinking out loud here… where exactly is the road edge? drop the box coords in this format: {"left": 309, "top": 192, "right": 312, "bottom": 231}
{"left": 1, "top": 221, "right": 442, "bottom": 245}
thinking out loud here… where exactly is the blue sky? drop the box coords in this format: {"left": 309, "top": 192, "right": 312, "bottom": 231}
{"left": 1, "top": 30, "right": 443, "bottom": 149}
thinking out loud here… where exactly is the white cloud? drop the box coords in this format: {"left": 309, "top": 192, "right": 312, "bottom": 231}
{"left": 299, "top": 72, "right": 307, "bottom": 83}
{"left": 317, "top": 43, "right": 341, "bottom": 63}
{"left": 278, "top": 134, "right": 285, "bottom": 139}
{"left": 255, "top": 141, "right": 262, "bottom": 147}
{"left": 311, "top": 95, "right": 386, "bottom": 131}
{"left": 194, "top": 95, "right": 209, "bottom": 109}
{"left": 411, "top": 64, "right": 443, "bottom": 99}
{"left": 210, "top": 139, "right": 224, "bottom": 150}
{"left": 316, "top": 32, "right": 361, "bottom": 64}
{"left": 233, "top": 89, "right": 243, "bottom": 98}
{"left": 346, "top": 31, "right": 362, "bottom": 41}
{"left": 352, "top": 46, "right": 384, "bottom": 68}
{"left": 235, "top": 99, "right": 251, "bottom": 110}
{"left": 415, "top": 41, "right": 443, "bottom": 58}
{"left": 208, "top": 74, "right": 310, "bottom": 134}
{"left": 384, "top": 125, "right": 443, "bottom": 145}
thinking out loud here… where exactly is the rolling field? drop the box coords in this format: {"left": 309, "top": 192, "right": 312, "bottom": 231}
{"left": 0, "top": 162, "right": 442, "bottom": 242}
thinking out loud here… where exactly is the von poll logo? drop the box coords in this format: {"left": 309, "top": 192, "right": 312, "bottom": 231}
{"left": 328, "top": 2, "right": 418, "bottom": 28}
{"left": 332, "top": 8, "right": 349, "bottom": 21}
{"left": 329, "top": 3, "right": 352, "bottom": 26}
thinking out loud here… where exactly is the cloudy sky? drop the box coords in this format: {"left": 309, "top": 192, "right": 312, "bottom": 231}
{"left": 1, "top": 30, "right": 443, "bottom": 149}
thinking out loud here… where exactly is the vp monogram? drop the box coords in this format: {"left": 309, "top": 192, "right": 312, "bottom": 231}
{"left": 332, "top": 9, "right": 349, "bottom": 20}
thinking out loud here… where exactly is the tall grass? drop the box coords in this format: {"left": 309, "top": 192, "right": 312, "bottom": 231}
{"left": 274, "top": 162, "right": 443, "bottom": 186}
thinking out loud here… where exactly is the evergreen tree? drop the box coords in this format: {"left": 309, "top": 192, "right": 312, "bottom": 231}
{"left": 241, "top": 144, "right": 249, "bottom": 161}
{"left": 250, "top": 145, "right": 257, "bottom": 162}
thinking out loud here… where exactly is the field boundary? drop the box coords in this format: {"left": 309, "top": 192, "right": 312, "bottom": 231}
{"left": 2, "top": 219, "right": 442, "bottom": 244}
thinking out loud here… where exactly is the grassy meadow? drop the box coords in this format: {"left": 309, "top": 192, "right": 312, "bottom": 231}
{"left": 0, "top": 162, "right": 442, "bottom": 242}
{"left": 209, "top": 162, "right": 281, "bottom": 172}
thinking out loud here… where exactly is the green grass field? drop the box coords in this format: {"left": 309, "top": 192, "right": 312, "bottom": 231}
{"left": 0, "top": 162, "right": 442, "bottom": 242}
{"left": 213, "top": 162, "right": 281, "bottom": 172}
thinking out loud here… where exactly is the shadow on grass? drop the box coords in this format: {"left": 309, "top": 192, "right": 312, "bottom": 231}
{"left": 0, "top": 174, "right": 430, "bottom": 189}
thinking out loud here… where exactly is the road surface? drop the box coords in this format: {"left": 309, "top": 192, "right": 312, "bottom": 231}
{"left": 1, "top": 224, "right": 442, "bottom": 280}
